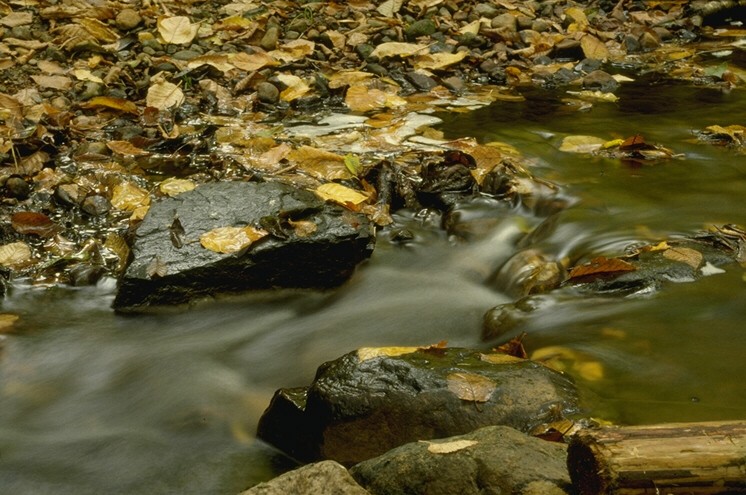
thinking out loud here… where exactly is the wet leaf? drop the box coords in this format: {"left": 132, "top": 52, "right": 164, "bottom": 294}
{"left": 414, "top": 51, "right": 467, "bottom": 70}
{"left": 287, "top": 146, "right": 350, "bottom": 180}
{"left": 81, "top": 96, "right": 139, "bottom": 115}
{"left": 494, "top": 332, "right": 528, "bottom": 359}
{"left": 200, "top": 226, "right": 268, "bottom": 254}
{"left": 111, "top": 182, "right": 151, "bottom": 212}
{"left": 480, "top": 352, "right": 525, "bottom": 364}
{"left": 426, "top": 439, "right": 478, "bottom": 454}
{"left": 345, "top": 84, "right": 388, "bottom": 113}
{"left": 619, "top": 134, "right": 653, "bottom": 151}
{"left": 328, "top": 71, "right": 374, "bottom": 89}
{"left": 31, "top": 74, "right": 72, "bottom": 90}
{"left": 11, "top": 212, "right": 56, "bottom": 237}
{"left": 0, "top": 313, "right": 20, "bottom": 333}
{"left": 446, "top": 372, "right": 496, "bottom": 402}
{"left": 559, "top": 135, "right": 606, "bottom": 153}
{"left": 568, "top": 256, "right": 635, "bottom": 279}
{"left": 146, "top": 80, "right": 185, "bottom": 110}
{"left": 566, "top": 90, "right": 619, "bottom": 102}
{"left": 315, "top": 183, "right": 369, "bottom": 209}
{"left": 357, "top": 346, "right": 419, "bottom": 362}
{"left": 663, "top": 246, "right": 703, "bottom": 269}
{"left": 107, "top": 140, "right": 149, "bottom": 156}
{"left": 275, "top": 74, "right": 310, "bottom": 102}
{"left": 159, "top": 178, "right": 196, "bottom": 197}
{"left": 580, "top": 34, "right": 610, "bottom": 61}
{"left": 565, "top": 7, "right": 589, "bottom": 29}
{"left": 701, "top": 261, "right": 726, "bottom": 276}
{"left": 344, "top": 153, "right": 362, "bottom": 176}
{"left": 103, "top": 233, "right": 129, "bottom": 273}
{"left": 158, "top": 16, "right": 199, "bottom": 45}
{"left": 531, "top": 346, "right": 604, "bottom": 381}
{"left": 0, "top": 242, "right": 32, "bottom": 268}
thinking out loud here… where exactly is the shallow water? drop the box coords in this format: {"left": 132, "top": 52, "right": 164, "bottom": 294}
{"left": 2, "top": 82, "right": 746, "bottom": 494}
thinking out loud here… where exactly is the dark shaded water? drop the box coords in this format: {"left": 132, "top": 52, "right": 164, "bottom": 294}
{"left": 2, "top": 82, "right": 746, "bottom": 494}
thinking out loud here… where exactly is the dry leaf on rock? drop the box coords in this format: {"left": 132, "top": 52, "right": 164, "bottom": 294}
{"left": 31, "top": 74, "right": 72, "bottom": 90}
{"left": 426, "top": 439, "right": 478, "bottom": 454}
{"left": 276, "top": 74, "right": 310, "bottom": 102}
{"left": 580, "top": 34, "right": 610, "bottom": 61}
{"left": 187, "top": 54, "right": 234, "bottom": 73}
{"left": 315, "top": 183, "right": 369, "bottom": 208}
{"left": 73, "top": 69, "right": 104, "bottom": 84}
{"left": 77, "top": 18, "right": 119, "bottom": 43}
{"left": 370, "top": 42, "right": 429, "bottom": 59}
{"left": 159, "top": 178, "right": 196, "bottom": 197}
{"left": 328, "top": 71, "right": 374, "bottom": 89}
{"left": 377, "top": 0, "right": 404, "bottom": 17}
{"left": 146, "top": 80, "right": 184, "bottom": 110}
{"left": 357, "top": 346, "right": 419, "bottom": 362}
{"left": 446, "top": 372, "right": 496, "bottom": 402}
{"left": 200, "top": 226, "right": 268, "bottom": 254}
{"left": 1, "top": 12, "right": 33, "bottom": 28}
{"left": 662, "top": 246, "right": 703, "bottom": 269}
{"left": 568, "top": 256, "right": 635, "bottom": 280}
{"left": 0, "top": 242, "right": 32, "bottom": 268}
{"left": 158, "top": 16, "right": 199, "bottom": 45}
{"left": 111, "top": 182, "right": 151, "bottom": 211}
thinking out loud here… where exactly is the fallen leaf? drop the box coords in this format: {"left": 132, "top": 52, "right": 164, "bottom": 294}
{"left": 568, "top": 256, "right": 635, "bottom": 279}
{"left": 73, "top": 69, "right": 104, "bottom": 84}
{"left": 77, "top": 18, "right": 119, "bottom": 43}
{"left": 414, "top": 51, "right": 468, "bottom": 70}
{"left": 580, "top": 34, "right": 610, "bottom": 61}
{"left": 276, "top": 73, "right": 310, "bottom": 102}
{"left": 426, "top": 439, "right": 478, "bottom": 454}
{"left": 531, "top": 345, "right": 604, "bottom": 381}
{"left": 370, "top": 42, "right": 429, "bottom": 59}
{"left": 494, "top": 332, "right": 528, "bottom": 358}
{"left": 287, "top": 146, "right": 350, "bottom": 180}
{"left": 270, "top": 39, "right": 315, "bottom": 62}
{"left": 81, "top": 96, "right": 139, "bottom": 114}
{"left": 0, "top": 242, "right": 32, "bottom": 268}
{"left": 1, "top": 12, "right": 33, "bottom": 28}
{"left": 377, "top": 0, "right": 404, "bottom": 17}
{"left": 559, "top": 135, "right": 606, "bottom": 153}
{"left": 345, "top": 84, "right": 388, "bottom": 113}
{"left": 565, "top": 7, "right": 589, "bottom": 28}
{"left": 146, "top": 80, "right": 185, "bottom": 110}
{"left": 111, "top": 182, "right": 151, "bottom": 211}
{"left": 159, "top": 178, "right": 196, "bottom": 197}
{"left": 11, "top": 211, "right": 56, "bottom": 237}
{"left": 357, "top": 346, "right": 419, "bottom": 361}
{"left": 31, "top": 74, "right": 72, "bottom": 90}
{"left": 0, "top": 313, "right": 20, "bottom": 333}
{"left": 200, "top": 226, "right": 268, "bottom": 254}
{"left": 328, "top": 71, "right": 374, "bottom": 89}
{"left": 480, "top": 353, "right": 525, "bottom": 364}
{"left": 158, "top": 16, "right": 199, "bottom": 45}
{"left": 663, "top": 246, "right": 703, "bottom": 269}
{"left": 344, "top": 153, "right": 362, "bottom": 176}
{"left": 447, "top": 372, "right": 496, "bottom": 402}
{"left": 315, "top": 183, "right": 369, "bottom": 208}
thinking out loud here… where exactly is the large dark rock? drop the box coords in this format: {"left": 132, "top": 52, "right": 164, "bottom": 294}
{"left": 113, "top": 181, "right": 373, "bottom": 312}
{"left": 257, "top": 347, "right": 579, "bottom": 465}
{"left": 351, "top": 425, "right": 572, "bottom": 495}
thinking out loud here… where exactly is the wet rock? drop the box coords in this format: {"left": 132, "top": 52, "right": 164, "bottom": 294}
{"left": 492, "top": 13, "right": 518, "bottom": 32}
{"left": 552, "top": 38, "right": 583, "bottom": 60}
{"left": 582, "top": 70, "right": 619, "bottom": 93}
{"left": 241, "top": 460, "right": 370, "bottom": 495}
{"left": 417, "top": 151, "right": 477, "bottom": 209}
{"left": 257, "top": 346, "right": 578, "bottom": 465}
{"left": 81, "top": 194, "right": 111, "bottom": 216}
{"left": 116, "top": 8, "right": 142, "bottom": 31}
{"left": 256, "top": 82, "right": 280, "bottom": 104}
{"left": 5, "top": 176, "right": 30, "bottom": 199}
{"left": 441, "top": 75, "right": 465, "bottom": 93}
{"left": 351, "top": 425, "right": 572, "bottom": 495}
{"left": 405, "top": 71, "right": 438, "bottom": 91}
{"left": 113, "top": 181, "right": 373, "bottom": 311}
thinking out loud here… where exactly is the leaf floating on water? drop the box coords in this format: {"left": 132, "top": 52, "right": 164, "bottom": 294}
{"left": 559, "top": 135, "right": 606, "bottom": 153}
{"left": 426, "top": 439, "right": 478, "bottom": 454}
{"left": 662, "top": 246, "right": 703, "bottom": 269}
{"left": 199, "top": 226, "right": 268, "bottom": 254}
{"left": 568, "top": 256, "right": 635, "bottom": 280}
{"left": 0, "top": 242, "right": 32, "bottom": 268}
{"left": 357, "top": 346, "right": 419, "bottom": 362}
{"left": 0, "top": 313, "right": 19, "bottom": 333}
{"left": 701, "top": 261, "right": 726, "bottom": 276}
{"left": 11, "top": 211, "right": 56, "bottom": 237}
{"left": 157, "top": 16, "right": 199, "bottom": 45}
{"left": 315, "top": 183, "right": 369, "bottom": 209}
{"left": 447, "top": 372, "right": 496, "bottom": 403}
{"left": 531, "top": 346, "right": 604, "bottom": 381}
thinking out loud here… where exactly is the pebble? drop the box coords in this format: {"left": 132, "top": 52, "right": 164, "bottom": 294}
{"left": 5, "top": 177, "right": 30, "bottom": 199}
{"left": 582, "top": 69, "right": 620, "bottom": 93}
{"left": 261, "top": 26, "right": 280, "bottom": 50}
{"left": 256, "top": 82, "right": 280, "bottom": 104}
{"left": 405, "top": 18, "right": 436, "bottom": 39}
{"left": 81, "top": 194, "right": 111, "bottom": 216}
{"left": 441, "top": 75, "right": 465, "bottom": 93}
{"left": 491, "top": 13, "right": 517, "bottom": 32}
{"left": 405, "top": 71, "right": 438, "bottom": 91}
{"left": 116, "top": 8, "right": 142, "bottom": 31}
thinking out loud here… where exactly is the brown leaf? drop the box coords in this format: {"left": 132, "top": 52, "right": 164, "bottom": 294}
{"left": 568, "top": 256, "right": 635, "bottom": 280}
{"left": 11, "top": 212, "right": 56, "bottom": 237}
{"left": 200, "top": 226, "right": 268, "bottom": 254}
{"left": 494, "top": 332, "right": 528, "bottom": 359}
{"left": 229, "top": 51, "right": 278, "bottom": 71}
{"left": 580, "top": 34, "right": 610, "bottom": 61}
{"left": 77, "top": 18, "right": 119, "bottom": 43}
{"left": 345, "top": 84, "right": 388, "bottom": 113}
{"left": 1, "top": 12, "right": 33, "bottom": 28}
{"left": 370, "top": 42, "right": 429, "bottom": 59}
{"left": 31, "top": 74, "right": 72, "bottom": 90}
{"left": 447, "top": 372, "right": 496, "bottom": 402}
{"left": 158, "top": 16, "right": 199, "bottom": 45}
{"left": 662, "top": 246, "right": 703, "bottom": 269}
{"left": 107, "top": 140, "right": 149, "bottom": 156}
{"left": 287, "top": 218, "right": 317, "bottom": 237}
{"left": 81, "top": 96, "right": 139, "bottom": 115}
{"left": 111, "top": 182, "right": 151, "bottom": 211}
{"left": 287, "top": 146, "right": 350, "bottom": 180}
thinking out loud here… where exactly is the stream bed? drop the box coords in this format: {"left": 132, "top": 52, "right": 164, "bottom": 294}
{"left": 2, "top": 82, "right": 746, "bottom": 494}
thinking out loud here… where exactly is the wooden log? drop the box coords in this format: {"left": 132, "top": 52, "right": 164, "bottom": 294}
{"left": 567, "top": 420, "right": 746, "bottom": 494}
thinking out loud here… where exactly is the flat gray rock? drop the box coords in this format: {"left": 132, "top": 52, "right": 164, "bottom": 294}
{"left": 242, "top": 460, "right": 370, "bottom": 495}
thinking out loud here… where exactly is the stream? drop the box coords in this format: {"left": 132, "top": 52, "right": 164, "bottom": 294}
{"left": 2, "top": 81, "right": 746, "bottom": 494}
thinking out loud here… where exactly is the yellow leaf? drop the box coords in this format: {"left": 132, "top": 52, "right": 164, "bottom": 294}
{"left": 0, "top": 12, "right": 33, "bottom": 28}
{"left": 414, "top": 51, "right": 467, "bottom": 70}
{"left": 559, "top": 135, "right": 606, "bottom": 153}
{"left": 649, "top": 241, "right": 670, "bottom": 251}
{"left": 288, "top": 218, "right": 317, "bottom": 237}
{"left": 446, "top": 372, "right": 496, "bottom": 402}
{"left": 377, "top": 0, "right": 404, "bottom": 17}
{"left": 111, "top": 182, "right": 151, "bottom": 211}
{"left": 31, "top": 75, "right": 72, "bottom": 90}
{"left": 580, "top": 34, "right": 610, "bottom": 61}
{"left": 77, "top": 18, "right": 119, "bottom": 43}
{"left": 0, "top": 242, "right": 32, "bottom": 268}
{"left": 315, "top": 183, "right": 369, "bottom": 208}
{"left": 567, "top": 90, "right": 619, "bottom": 102}
{"left": 479, "top": 353, "right": 525, "bottom": 364}
{"left": 158, "top": 16, "right": 199, "bottom": 45}
{"left": 357, "top": 346, "right": 419, "bottom": 361}
{"left": 187, "top": 54, "right": 234, "bottom": 73}
{"left": 81, "top": 96, "right": 138, "bottom": 114}
{"left": 602, "top": 138, "right": 624, "bottom": 149}
{"left": 276, "top": 74, "right": 310, "bottom": 102}
{"left": 459, "top": 19, "right": 482, "bottom": 35}
{"left": 426, "top": 439, "right": 478, "bottom": 454}
{"left": 370, "top": 42, "right": 429, "bottom": 59}
{"left": 269, "top": 39, "right": 315, "bottom": 62}
{"left": 0, "top": 313, "right": 20, "bottom": 333}
{"left": 565, "top": 7, "right": 589, "bottom": 28}
{"left": 200, "top": 226, "right": 268, "bottom": 254}
{"left": 73, "top": 69, "right": 104, "bottom": 84}
{"left": 229, "top": 51, "right": 278, "bottom": 71}
{"left": 328, "top": 71, "right": 374, "bottom": 89}
{"left": 574, "top": 361, "right": 604, "bottom": 381}
{"left": 159, "top": 178, "right": 196, "bottom": 197}
{"left": 663, "top": 246, "right": 704, "bottom": 269}
{"left": 146, "top": 80, "right": 184, "bottom": 110}
{"left": 287, "top": 146, "right": 350, "bottom": 180}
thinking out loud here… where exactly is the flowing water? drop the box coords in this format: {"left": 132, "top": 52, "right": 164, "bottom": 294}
{"left": 2, "top": 81, "right": 746, "bottom": 494}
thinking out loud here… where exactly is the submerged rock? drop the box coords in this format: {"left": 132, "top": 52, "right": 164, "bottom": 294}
{"left": 257, "top": 346, "right": 578, "bottom": 465}
{"left": 351, "top": 425, "right": 572, "bottom": 495}
{"left": 113, "top": 181, "right": 373, "bottom": 312}
{"left": 241, "top": 460, "right": 370, "bottom": 495}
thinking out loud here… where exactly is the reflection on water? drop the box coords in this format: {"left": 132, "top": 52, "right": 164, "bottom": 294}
{"left": 2, "top": 83, "right": 746, "bottom": 493}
